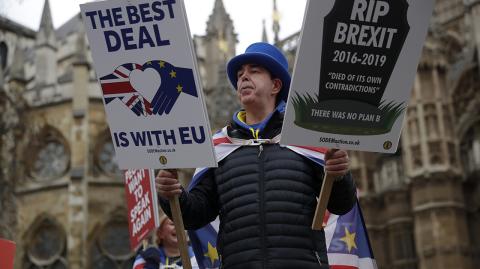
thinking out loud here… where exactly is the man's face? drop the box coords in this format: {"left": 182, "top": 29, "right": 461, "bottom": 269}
{"left": 236, "top": 64, "right": 281, "bottom": 108}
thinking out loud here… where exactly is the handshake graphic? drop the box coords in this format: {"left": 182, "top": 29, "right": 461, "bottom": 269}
{"left": 100, "top": 60, "right": 198, "bottom": 116}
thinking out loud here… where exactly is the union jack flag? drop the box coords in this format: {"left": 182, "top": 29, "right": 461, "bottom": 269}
{"left": 99, "top": 63, "right": 153, "bottom": 117}
{"left": 132, "top": 255, "right": 146, "bottom": 269}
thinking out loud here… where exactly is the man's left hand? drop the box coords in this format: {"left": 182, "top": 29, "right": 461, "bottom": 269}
{"left": 324, "top": 148, "right": 350, "bottom": 179}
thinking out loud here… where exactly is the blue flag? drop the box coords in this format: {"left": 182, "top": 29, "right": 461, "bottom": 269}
{"left": 188, "top": 222, "right": 221, "bottom": 269}
{"left": 325, "top": 199, "right": 378, "bottom": 269}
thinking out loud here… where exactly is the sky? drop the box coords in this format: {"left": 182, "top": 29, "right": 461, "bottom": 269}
{"left": 1, "top": 0, "right": 307, "bottom": 53}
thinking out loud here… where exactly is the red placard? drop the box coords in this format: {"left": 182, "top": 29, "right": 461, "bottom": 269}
{"left": 124, "top": 169, "right": 160, "bottom": 250}
{"left": 0, "top": 238, "right": 16, "bottom": 269}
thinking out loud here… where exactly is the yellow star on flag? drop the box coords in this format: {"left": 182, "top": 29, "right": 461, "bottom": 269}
{"left": 159, "top": 61, "right": 166, "bottom": 68}
{"left": 340, "top": 227, "right": 357, "bottom": 253}
{"left": 170, "top": 70, "right": 177, "bottom": 78}
{"left": 204, "top": 242, "right": 219, "bottom": 265}
{"left": 176, "top": 84, "right": 183, "bottom": 93}
{"left": 146, "top": 61, "right": 152, "bottom": 65}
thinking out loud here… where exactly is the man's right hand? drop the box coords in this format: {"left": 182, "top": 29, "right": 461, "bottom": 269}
{"left": 155, "top": 169, "right": 182, "bottom": 199}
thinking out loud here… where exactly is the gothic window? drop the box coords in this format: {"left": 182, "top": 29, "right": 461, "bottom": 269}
{"left": 90, "top": 220, "right": 134, "bottom": 269}
{"left": 392, "top": 226, "right": 416, "bottom": 263}
{"left": 428, "top": 141, "right": 443, "bottom": 165}
{"left": 447, "top": 142, "right": 458, "bottom": 166}
{"left": 419, "top": 71, "right": 434, "bottom": 100}
{"left": 424, "top": 104, "right": 439, "bottom": 139}
{"left": 452, "top": 70, "right": 476, "bottom": 119}
{"left": 376, "top": 157, "right": 404, "bottom": 192}
{"left": 32, "top": 141, "right": 68, "bottom": 180}
{"left": 460, "top": 123, "right": 480, "bottom": 175}
{"left": 411, "top": 145, "right": 422, "bottom": 169}
{"left": 95, "top": 133, "right": 121, "bottom": 177}
{"left": 443, "top": 104, "right": 453, "bottom": 138}
{"left": 0, "top": 42, "right": 7, "bottom": 69}
{"left": 437, "top": 68, "right": 448, "bottom": 99}
{"left": 98, "top": 140, "right": 121, "bottom": 175}
{"left": 385, "top": 161, "right": 395, "bottom": 185}
{"left": 407, "top": 107, "right": 419, "bottom": 143}
{"left": 24, "top": 218, "right": 68, "bottom": 268}
{"left": 30, "top": 128, "right": 70, "bottom": 181}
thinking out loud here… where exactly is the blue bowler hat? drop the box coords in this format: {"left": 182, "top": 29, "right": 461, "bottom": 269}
{"left": 226, "top": 42, "right": 291, "bottom": 102}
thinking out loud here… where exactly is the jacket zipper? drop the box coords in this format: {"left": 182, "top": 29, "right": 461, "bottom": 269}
{"left": 314, "top": 251, "right": 323, "bottom": 265}
{"left": 259, "top": 144, "right": 266, "bottom": 269}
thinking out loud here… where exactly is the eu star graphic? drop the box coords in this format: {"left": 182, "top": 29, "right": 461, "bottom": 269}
{"left": 204, "top": 242, "right": 219, "bottom": 265}
{"left": 340, "top": 227, "right": 357, "bottom": 253}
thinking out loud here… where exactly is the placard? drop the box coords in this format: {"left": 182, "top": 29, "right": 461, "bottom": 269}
{"left": 125, "top": 169, "right": 160, "bottom": 250}
{"left": 80, "top": 0, "right": 217, "bottom": 168}
{"left": 0, "top": 238, "right": 16, "bottom": 269}
{"left": 281, "top": 0, "right": 434, "bottom": 153}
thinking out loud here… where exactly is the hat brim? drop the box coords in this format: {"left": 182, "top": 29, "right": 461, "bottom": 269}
{"left": 227, "top": 52, "right": 291, "bottom": 102}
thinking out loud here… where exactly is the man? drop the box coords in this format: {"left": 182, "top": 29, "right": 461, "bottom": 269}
{"left": 156, "top": 42, "right": 356, "bottom": 269}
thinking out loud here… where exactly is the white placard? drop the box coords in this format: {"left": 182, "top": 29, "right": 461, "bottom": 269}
{"left": 281, "top": 0, "right": 434, "bottom": 153}
{"left": 80, "top": 0, "right": 216, "bottom": 168}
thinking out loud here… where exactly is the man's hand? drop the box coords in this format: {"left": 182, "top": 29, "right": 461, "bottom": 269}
{"left": 324, "top": 148, "right": 350, "bottom": 179}
{"left": 155, "top": 169, "right": 182, "bottom": 199}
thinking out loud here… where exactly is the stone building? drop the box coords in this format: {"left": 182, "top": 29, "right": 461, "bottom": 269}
{"left": 0, "top": 0, "right": 479, "bottom": 268}
{"left": 0, "top": 0, "right": 237, "bottom": 268}
{"left": 360, "top": 1, "right": 480, "bottom": 268}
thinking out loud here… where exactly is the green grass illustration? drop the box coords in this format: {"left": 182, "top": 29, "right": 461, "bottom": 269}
{"left": 378, "top": 100, "right": 405, "bottom": 129}
{"left": 292, "top": 92, "right": 319, "bottom": 123}
{"left": 292, "top": 92, "right": 405, "bottom": 135}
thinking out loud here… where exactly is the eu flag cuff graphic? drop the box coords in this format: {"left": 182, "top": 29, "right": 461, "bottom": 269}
{"left": 144, "top": 60, "right": 198, "bottom": 115}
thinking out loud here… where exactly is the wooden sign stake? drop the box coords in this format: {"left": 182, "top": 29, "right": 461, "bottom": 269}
{"left": 169, "top": 195, "right": 192, "bottom": 269}
{"left": 312, "top": 173, "right": 335, "bottom": 230}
